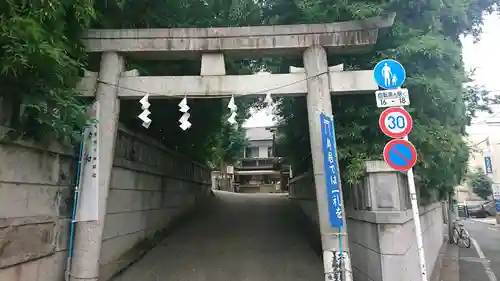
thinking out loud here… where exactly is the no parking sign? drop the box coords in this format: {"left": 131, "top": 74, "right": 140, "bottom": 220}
{"left": 383, "top": 139, "right": 417, "bottom": 171}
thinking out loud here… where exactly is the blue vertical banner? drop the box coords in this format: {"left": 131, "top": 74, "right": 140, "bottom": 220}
{"left": 320, "top": 113, "right": 344, "bottom": 228}
{"left": 493, "top": 184, "right": 500, "bottom": 212}
{"left": 484, "top": 156, "right": 493, "bottom": 174}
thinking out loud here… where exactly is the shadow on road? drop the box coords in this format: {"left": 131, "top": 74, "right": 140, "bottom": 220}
{"left": 111, "top": 191, "right": 324, "bottom": 281}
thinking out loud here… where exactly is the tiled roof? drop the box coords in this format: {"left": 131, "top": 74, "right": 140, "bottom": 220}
{"left": 245, "top": 127, "right": 274, "bottom": 141}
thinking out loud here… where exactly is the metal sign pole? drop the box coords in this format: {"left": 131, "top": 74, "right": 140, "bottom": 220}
{"left": 374, "top": 59, "right": 428, "bottom": 281}
{"left": 404, "top": 134, "right": 428, "bottom": 281}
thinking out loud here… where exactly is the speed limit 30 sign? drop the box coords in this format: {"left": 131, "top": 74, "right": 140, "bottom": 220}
{"left": 379, "top": 107, "right": 413, "bottom": 138}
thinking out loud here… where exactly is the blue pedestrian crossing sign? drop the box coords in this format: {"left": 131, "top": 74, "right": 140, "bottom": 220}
{"left": 373, "top": 59, "right": 406, "bottom": 90}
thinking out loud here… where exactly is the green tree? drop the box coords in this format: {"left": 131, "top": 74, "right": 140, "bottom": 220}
{"left": 0, "top": 0, "right": 95, "bottom": 144}
{"left": 469, "top": 169, "right": 493, "bottom": 200}
{"left": 212, "top": 117, "right": 248, "bottom": 190}
{"left": 0, "top": 0, "right": 263, "bottom": 166}
{"left": 265, "top": 0, "right": 500, "bottom": 199}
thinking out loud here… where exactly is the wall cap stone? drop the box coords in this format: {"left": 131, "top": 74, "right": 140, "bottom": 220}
{"left": 347, "top": 202, "right": 442, "bottom": 224}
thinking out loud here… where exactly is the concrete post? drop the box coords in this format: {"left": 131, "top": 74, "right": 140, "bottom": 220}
{"left": 303, "top": 45, "right": 351, "bottom": 280}
{"left": 447, "top": 192, "right": 455, "bottom": 243}
{"left": 70, "top": 52, "right": 124, "bottom": 281}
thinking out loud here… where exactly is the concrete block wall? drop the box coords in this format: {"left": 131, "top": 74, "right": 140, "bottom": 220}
{"left": 100, "top": 126, "right": 211, "bottom": 280}
{"left": 348, "top": 202, "right": 444, "bottom": 281}
{"left": 347, "top": 161, "right": 445, "bottom": 281}
{"left": 0, "top": 126, "right": 211, "bottom": 281}
{"left": 288, "top": 161, "right": 445, "bottom": 281}
{"left": 0, "top": 141, "right": 75, "bottom": 281}
{"left": 288, "top": 172, "right": 318, "bottom": 225}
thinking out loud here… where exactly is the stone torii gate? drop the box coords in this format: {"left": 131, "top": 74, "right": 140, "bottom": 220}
{"left": 72, "top": 14, "right": 395, "bottom": 281}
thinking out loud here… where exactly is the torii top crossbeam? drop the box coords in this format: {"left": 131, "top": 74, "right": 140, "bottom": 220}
{"left": 82, "top": 14, "right": 395, "bottom": 59}
{"left": 78, "top": 14, "right": 395, "bottom": 98}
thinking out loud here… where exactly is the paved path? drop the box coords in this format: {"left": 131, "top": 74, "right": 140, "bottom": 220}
{"left": 112, "top": 191, "right": 324, "bottom": 281}
{"left": 461, "top": 220, "right": 499, "bottom": 281}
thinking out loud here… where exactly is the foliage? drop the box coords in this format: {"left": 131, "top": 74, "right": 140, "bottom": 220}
{"left": 0, "top": 0, "right": 261, "bottom": 164}
{"left": 0, "top": 0, "right": 95, "bottom": 144}
{"left": 213, "top": 122, "right": 248, "bottom": 165}
{"left": 469, "top": 169, "right": 493, "bottom": 200}
{"left": 267, "top": 0, "right": 500, "bottom": 198}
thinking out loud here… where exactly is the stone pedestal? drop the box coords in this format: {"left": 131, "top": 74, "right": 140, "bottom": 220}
{"left": 347, "top": 161, "right": 444, "bottom": 281}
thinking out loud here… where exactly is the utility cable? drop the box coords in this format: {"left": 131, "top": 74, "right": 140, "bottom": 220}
{"left": 473, "top": 137, "right": 489, "bottom": 147}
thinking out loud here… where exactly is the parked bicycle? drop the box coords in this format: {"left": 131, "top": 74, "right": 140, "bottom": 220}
{"left": 452, "top": 220, "right": 471, "bottom": 248}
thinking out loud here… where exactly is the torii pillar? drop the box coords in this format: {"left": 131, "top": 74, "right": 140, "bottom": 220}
{"left": 304, "top": 45, "right": 350, "bottom": 280}
{"left": 70, "top": 52, "right": 125, "bottom": 281}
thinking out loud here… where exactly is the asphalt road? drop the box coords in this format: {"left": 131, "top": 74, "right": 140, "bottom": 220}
{"left": 112, "top": 191, "right": 324, "bottom": 281}
{"left": 461, "top": 220, "right": 499, "bottom": 281}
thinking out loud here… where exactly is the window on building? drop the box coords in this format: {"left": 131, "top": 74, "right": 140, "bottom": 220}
{"left": 267, "top": 146, "right": 273, "bottom": 157}
{"left": 245, "top": 146, "right": 259, "bottom": 158}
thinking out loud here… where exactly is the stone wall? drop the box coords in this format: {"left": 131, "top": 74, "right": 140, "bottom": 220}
{"left": 288, "top": 161, "right": 446, "bottom": 281}
{"left": 0, "top": 141, "right": 75, "bottom": 281}
{"left": 348, "top": 203, "right": 444, "bottom": 281}
{"left": 0, "top": 125, "right": 211, "bottom": 281}
{"left": 288, "top": 172, "right": 319, "bottom": 226}
{"left": 100, "top": 126, "right": 211, "bottom": 280}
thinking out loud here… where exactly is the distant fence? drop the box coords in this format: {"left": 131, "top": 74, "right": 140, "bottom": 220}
{"left": 457, "top": 205, "right": 469, "bottom": 218}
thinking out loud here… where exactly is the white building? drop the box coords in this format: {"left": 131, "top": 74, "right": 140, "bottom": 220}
{"left": 235, "top": 126, "right": 290, "bottom": 193}
{"left": 461, "top": 116, "right": 500, "bottom": 202}
{"left": 242, "top": 127, "right": 275, "bottom": 159}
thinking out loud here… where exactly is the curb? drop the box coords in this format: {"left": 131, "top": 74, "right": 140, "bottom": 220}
{"left": 469, "top": 218, "right": 497, "bottom": 226}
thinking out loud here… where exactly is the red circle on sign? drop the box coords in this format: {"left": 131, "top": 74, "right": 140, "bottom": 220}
{"left": 383, "top": 139, "right": 417, "bottom": 171}
{"left": 379, "top": 107, "right": 413, "bottom": 139}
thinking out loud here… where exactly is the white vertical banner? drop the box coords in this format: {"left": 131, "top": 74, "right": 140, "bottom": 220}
{"left": 492, "top": 184, "right": 500, "bottom": 200}
{"left": 75, "top": 101, "right": 100, "bottom": 222}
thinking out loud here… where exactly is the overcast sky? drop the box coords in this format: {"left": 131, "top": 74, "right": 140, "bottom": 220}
{"left": 244, "top": 14, "right": 500, "bottom": 129}
{"left": 463, "top": 14, "right": 500, "bottom": 142}
{"left": 463, "top": 14, "right": 500, "bottom": 93}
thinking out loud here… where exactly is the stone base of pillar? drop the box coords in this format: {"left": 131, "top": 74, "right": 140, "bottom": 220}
{"left": 348, "top": 160, "right": 445, "bottom": 281}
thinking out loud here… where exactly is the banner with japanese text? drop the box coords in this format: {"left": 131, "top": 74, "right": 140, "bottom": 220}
{"left": 75, "top": 101, "right": 100, "bottom": 221}
{"left": 320, "top": 113, "right": 343, "bottom": 228}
